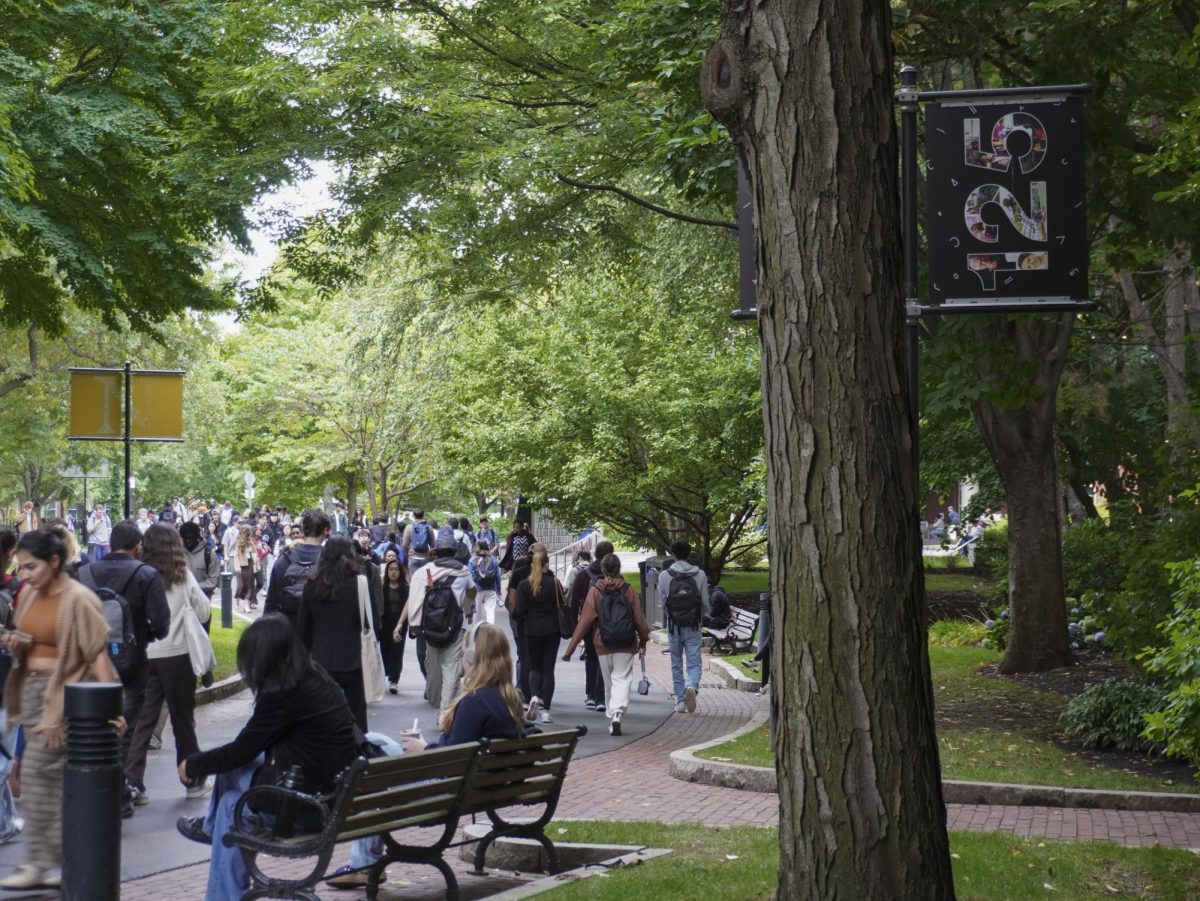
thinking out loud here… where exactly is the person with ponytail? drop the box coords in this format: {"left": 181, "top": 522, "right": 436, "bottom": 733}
{"left": 512, "top": 542, "right": 564, "bottom": 724}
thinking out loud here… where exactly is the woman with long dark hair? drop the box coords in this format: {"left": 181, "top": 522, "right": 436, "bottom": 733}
{"left": 124, "top": 523, "right": 213, "bottom": 805}
{"left": 232, "top": 525, "right": 259, "bottom": 612}
{"left": 0, "top": 528, "right": 123, "bottom": 891}
{"left": 379, "top": 558, "right": 407, "bottom": 694}
{"left": 175, "top": 616, "right": 359, "bottom": 901}
{"left": 297, "top": 535, "right": 378, "bottom": 731}
{"left": 513, "top": 542, "right": 564, "bottom": 724}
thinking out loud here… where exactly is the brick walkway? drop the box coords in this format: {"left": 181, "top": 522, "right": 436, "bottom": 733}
{"left": 120, "top": 647, "right": 1200, "bottom": 897}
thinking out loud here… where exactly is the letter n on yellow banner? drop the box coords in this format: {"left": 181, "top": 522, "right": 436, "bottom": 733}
{"left": 131, "top": 373, "right": 184, "bottom": 440}
{"left": 69, "top": 371, "right": 122, "bottom": 439}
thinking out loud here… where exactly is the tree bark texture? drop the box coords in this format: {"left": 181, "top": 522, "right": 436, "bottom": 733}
{"left": 971, "top": 316, "right": 1073, "bottom": 674}
{"left": 704, "top": 2, "right": 955, "bottom": 898}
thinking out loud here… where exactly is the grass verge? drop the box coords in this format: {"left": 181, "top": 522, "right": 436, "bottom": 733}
{"left": 718, "top": 652, "right": 762, "bottom": 681}
{"left": 207, "top": 615, "right": 248, "bottom": 682}
{"left": 926, "top": 571, "right": 991, "bottom": 593}
{"left": 695, "top": 647, "right": 1199, "bottom": 794}
{"left": 540, "top": 821, "right": 1200, "bottom": 900}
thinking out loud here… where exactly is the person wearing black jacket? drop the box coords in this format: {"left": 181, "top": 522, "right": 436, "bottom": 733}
{"left": 264, "top": 508, "right": 328, "bottom": 628}
{"left": 571, "top": 540, "right": 613, "bottom": 711}
{"left": 80, "top": 520, "right": 170, "bottom": 817}
{"left": 512, "top": 543, "right": 564, "bottom": 723}
{"left": 176, "top": 616, "right": 358, "bottom": 901}
{"left": 297, "top": 536, "right": 378, "bottom": 731}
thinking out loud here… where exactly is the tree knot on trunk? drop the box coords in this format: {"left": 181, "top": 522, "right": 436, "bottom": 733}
{"left": 701, "top": 37, "right": 750, "bottom": 135}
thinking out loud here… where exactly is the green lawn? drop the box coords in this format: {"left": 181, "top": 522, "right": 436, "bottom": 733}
{"left": 695, "top": 647, "right": 1200, "bottom": 795}
{"left": 540, "top": 821, "right": 1200, "bottom": 900}
{"left": 207, "top": 615, "right": 248, "bottom": 682}
{"left": 926, "top": 571, "right": 991, "bottom": 593}
{"left": 719, "top": 652, "right": 763, "bottom": 680}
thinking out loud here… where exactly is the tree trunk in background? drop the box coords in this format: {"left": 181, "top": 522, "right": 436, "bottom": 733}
{"left": 972, "top": 316, "right": 1073, "bottom": 674}
{"left": 703, "top": 2, "right": 955, "bottom": 898}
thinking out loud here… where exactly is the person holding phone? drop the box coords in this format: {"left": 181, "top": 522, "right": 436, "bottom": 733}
{"left": 0, "top": 528, "right": 124, "bottom": 891}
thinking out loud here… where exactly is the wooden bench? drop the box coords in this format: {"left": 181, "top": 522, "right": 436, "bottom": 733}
{"left": 703, "top": 606, "right": 760, "bottom": 653}
{"left": 224, "top": 726, "right": 584, "bottom": 901}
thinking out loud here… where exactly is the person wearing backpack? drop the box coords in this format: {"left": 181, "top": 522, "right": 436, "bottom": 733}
{"left": 402, "top": 508, "right": 434, "bottom": 578}
{"left": 83, "top": 520, "right": 170, "bottom": 818}
{"left": 264, "top": 508, "right": 329, "bottom": 630}
{"left": 562, "top": 553, "right": 650, "bottom": 736}
{"left": 468, "top": 539, "right": 502, "bottom": 624}
{"left": 398, "top": 527, "right": 475, "bottom": 719}
{"left": 570, "top": 541, "right": 612, "bottom": 712}
{"left": 659, "top": 540, "right": 709, "bottom": 715}
{"left": 0, "top": 528, "right": 125, "bottom": 890}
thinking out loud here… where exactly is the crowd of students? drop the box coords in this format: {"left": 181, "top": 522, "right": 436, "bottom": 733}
{"left": 0, "top": 497, "right": 726, "bottom": 896}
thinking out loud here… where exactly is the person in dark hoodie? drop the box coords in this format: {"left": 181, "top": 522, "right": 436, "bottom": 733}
{"left": 658, "top": 540, "right": 709, "bottom": 715}
{"left": 263, "top": 508, "right": 328, "bottom": 629}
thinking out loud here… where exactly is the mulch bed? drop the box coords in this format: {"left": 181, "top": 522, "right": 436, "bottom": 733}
{"left": 976, "top": 647, "right": 1200, "bottom": 790}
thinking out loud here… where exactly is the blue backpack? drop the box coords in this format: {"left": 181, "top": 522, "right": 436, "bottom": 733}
{"left": 411, "top": 521, "right": 432, "bottom": 553}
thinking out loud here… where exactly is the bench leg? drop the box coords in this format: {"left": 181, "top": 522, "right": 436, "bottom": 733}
{"left": 432, "top": 854, "right": 460, "bottom": 900}
{"left": 241, "top": 889, "right": 320, "bottom": 901}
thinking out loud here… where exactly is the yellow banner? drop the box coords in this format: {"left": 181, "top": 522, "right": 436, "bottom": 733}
{"left": 69, "top": 371, "right": 122, "bottom": 439}
{"left": 131, "top": 372, "right": 184, "bottom": 440}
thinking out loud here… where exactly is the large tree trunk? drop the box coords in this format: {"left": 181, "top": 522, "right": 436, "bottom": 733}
{"left": 704, "top": 3, "right": 955, "bottom": 898}
{"left": 972, "top": 316, "right": 1073, "bottom": 674}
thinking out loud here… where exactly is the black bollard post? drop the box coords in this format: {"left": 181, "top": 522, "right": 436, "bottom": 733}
{"left": 221, "top": 570, "right": 233, "bottom": 628}
{"left": 63, "top": 682, "right": 123, "bottom": 901}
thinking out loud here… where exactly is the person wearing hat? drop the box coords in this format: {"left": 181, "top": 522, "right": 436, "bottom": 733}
{"left": 397, "top": 526, "right": 475, "bottom": 719}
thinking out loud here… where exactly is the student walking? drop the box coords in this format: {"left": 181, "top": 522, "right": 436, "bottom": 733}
{"left": 512, "top": 543, "right": 564, "bottom": 723}
{"left": 563, "top": 553, "right": 650, "bottom": 736}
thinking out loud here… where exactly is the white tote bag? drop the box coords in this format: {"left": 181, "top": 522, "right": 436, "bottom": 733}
{"left": 184, "top": 608, "right": 217, "bottom": 678}
{"left": 358, "top": 574, "right": 387, "bottom": 704}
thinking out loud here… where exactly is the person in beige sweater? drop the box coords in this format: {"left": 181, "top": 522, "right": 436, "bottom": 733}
{"left": 1, "top": 528, "right": 124, "bottom": 891}
{"left": 562, "top": 553, "right": 650, "bottom": 736}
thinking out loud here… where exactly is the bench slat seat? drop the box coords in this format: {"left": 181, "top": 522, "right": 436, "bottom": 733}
{"left": 703, "top": 607, "right": 760, "bottom": 653}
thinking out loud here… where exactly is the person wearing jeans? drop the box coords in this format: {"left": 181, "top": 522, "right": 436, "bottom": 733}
{"left": 658, "top": 541, "right": 709, "bottom": 714}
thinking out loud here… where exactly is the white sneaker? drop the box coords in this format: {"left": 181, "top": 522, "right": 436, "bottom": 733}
{"left": 525, "top": 697, "right": 543, "bottom": 722}
{"left": 387, "top": 681, "right": 398, "bottom": 695}
{"left": 674, "top": 701, "right": 686, "bottom": 713}
{"left": 539, "top": 709, "right": 554, "bottom": 724}
{"left": 0, "top": 865, "right": 47, "bottom": 890}
{"left": 186, "top": 778, "right": 213, "bottom": 800}
{"left": 684, "top": 687, "right": 697, "bottom": 713}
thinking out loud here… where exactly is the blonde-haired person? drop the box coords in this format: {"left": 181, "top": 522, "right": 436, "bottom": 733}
{"left": 512, "top": 542, "right": 564, "bottom": 724}
{"left": 562, "top": 553, "right": 650, "bottom": 736}
{"left": 232, "top": 525, "right": 259, "bottom": 613}
{"left": 42, "top": 519, "right": 84, "bottom": 576}
{"left": 327, "top": 623, "right": 524, "bottom": 890}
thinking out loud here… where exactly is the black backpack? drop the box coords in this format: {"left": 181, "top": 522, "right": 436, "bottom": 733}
{"left": 78, "top": 564, "right": 140, "bottom": 677}
{"left": 279, "top": 548, "right": 317, "bottom": 615}
{"left": 454, "top": 534, "right": 471, "bottom": 564}
{"left": 665, "top": 568, "right": 703, "bottom": 630}
{"left": 598, "top": 584, "right": 636, "bottom": 647}
{"left": 474, "top": 556, "right": 498, "bottom": 590}
{"left": 421, "top": 571, "right": 464, "bottom": 648}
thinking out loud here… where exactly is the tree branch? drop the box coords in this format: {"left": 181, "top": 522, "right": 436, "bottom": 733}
{"left": 554, "top": 172, "right": 738, "bottom": 233}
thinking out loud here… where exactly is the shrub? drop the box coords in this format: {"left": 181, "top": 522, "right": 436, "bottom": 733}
{"left": 972, "top": 520, "right": 1008, "bottom": 605}
{"left": 1059, "top": 678, "right": 1167, "bottom": 754}
{"left": 983, "top": 606, "right": 1009, "bottom": 652}
{"left": 1141, "top": 558, "right": 1200, "bottom": 774}
{"left": 928, "top": 619, "right": 988, "bottom": 648}
{"left": 1062, "top": 517, "right": 1126, "bottom": 598}
{"left": 729, "top": 544, "right": 767, "bottom": 571}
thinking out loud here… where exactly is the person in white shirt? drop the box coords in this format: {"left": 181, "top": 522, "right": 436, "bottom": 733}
{"left": 397, "top": 527, "right": 475, "bottom": 718}
{"left": 136, "top": 509, "right": 153, "bottom": 535}
{"left": 124, "top": 524, "right": 213, "bottom": 803}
